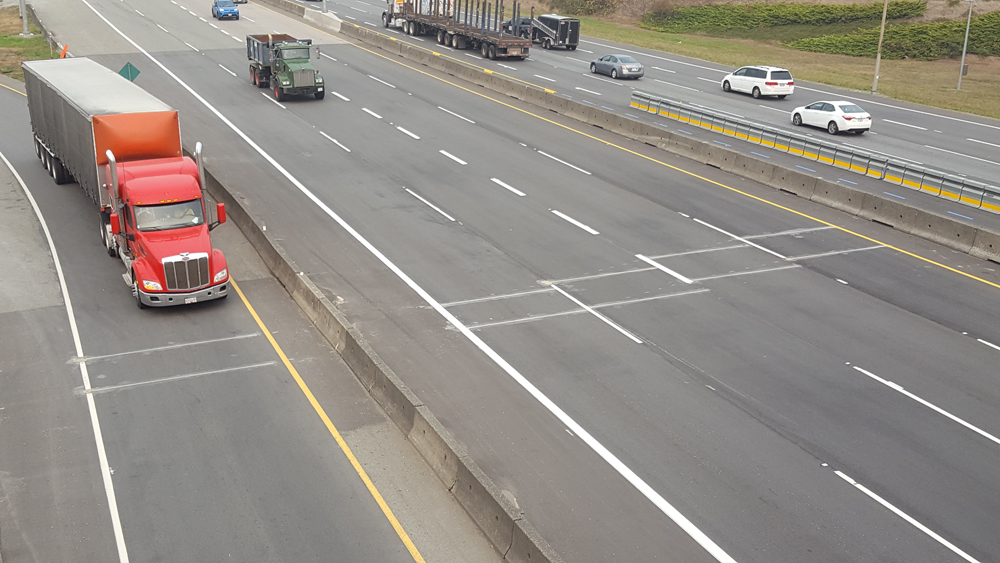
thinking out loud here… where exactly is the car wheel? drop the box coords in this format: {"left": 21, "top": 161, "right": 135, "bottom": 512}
{"left": 611, "top": 68, "right": 618, "bottom": 79}
{"left": 792, "top": 113, "right": 802, "bottom": 126}
{"left": 828, "top": 121, "right": 839, "bottom": 135}
{"left": 752, "top": 87, "right": 761, "bottom": 99}
{"left": 722, "top": 80, "right": 731, "bottom": 92}
{"left": 777, "top": 94, "right": 787, "bottom": 99}
{"left": 590, "top": 63, "right": 596, "bottom": 74}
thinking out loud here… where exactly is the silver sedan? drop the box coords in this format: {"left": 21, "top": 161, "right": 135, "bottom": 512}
{"left": 590, "top": 55, "right": 644, "bottom": 80}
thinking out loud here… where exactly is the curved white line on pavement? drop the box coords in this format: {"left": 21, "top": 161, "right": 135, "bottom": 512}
{"left": 75, "top": 2, "right": 740, "bottom": 561}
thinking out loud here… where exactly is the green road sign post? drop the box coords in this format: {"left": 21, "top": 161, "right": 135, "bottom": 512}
{"left": 119, "top": 62, "right": 140, "bottom": 82}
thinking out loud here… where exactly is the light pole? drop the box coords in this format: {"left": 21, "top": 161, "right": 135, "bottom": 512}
{"left": 19, "top": 0, "right": 33, "bottom": 37}
{"left": 957, "top": 0, "right": 974, "bottom": 90}
{"left": 871, "top": 0, "right": 890, "bottom": 93}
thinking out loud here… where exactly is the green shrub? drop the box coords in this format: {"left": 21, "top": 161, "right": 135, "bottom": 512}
{"left": 549, "top": 0, "right": 616, "bottom": 16}
{"left": 786, "top": 11, "right": 1000, "bottom": 59}
{"left": 640, "top": 1, "right": 925, "bottom": 32}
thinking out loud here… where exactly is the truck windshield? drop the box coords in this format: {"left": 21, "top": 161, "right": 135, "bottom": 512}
{"left": 280, "top": 48, "right": 311, "bottom": 60}
{"left": 134, "top": 200, "right": 205, "bottom": 231}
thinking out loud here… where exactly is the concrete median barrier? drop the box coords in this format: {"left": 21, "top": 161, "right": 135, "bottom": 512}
{"left": 810, "top": 182, "right": 863, "bottom": 215}
{"left": 303, "top": 10, "right": 341, "bottom": 34}
{"left": 971, "top": 230, "right": 1000, "bottom": 263}
{"left": 859, "top": 193, "right": 918, "bottom": 228}
{"left": 195, "top": 156, "right": 564, "bottom": 563}
{"left": 906, "top": 209, "right": 976, "bottom": 253}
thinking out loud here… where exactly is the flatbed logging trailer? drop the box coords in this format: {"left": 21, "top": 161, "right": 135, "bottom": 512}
{"left": 382, "top": 0, "right": 531, "bottom": 60}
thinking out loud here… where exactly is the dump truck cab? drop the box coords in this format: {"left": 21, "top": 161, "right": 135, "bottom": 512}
{"left": 247, "top": 34, "right": 324, "bottom": 101}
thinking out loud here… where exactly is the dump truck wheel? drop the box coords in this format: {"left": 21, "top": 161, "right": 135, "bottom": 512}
{"left": 274, "top": 85, "right": 285, "bottom": 102}
{"left": 251, "top": 66, "right": 257, "bottom": 85}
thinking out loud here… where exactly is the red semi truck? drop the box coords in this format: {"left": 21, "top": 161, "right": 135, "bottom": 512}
{"left": 23, "top": 57, "right": 230, "bottom": 308}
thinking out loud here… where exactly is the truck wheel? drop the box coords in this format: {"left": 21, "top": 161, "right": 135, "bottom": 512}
{"left": 34, "top": 137, "right": 42, "bottom": 160}
{"left": 315, "top": 90, "right": 325, "bottom": 100}
{"left": 100, "top": 214, "right": 117, "bottom": 257}
{"left": 382, "top": 12, "right": 389, "bottom": 27}
{"left": 481, "top": 42, "right": 488, "bottom": 57}
{"left": 274, "top": 85, "right": 285, "bottom": 102}
{"left": 52, "top": 156, "right": 69, "bottom": 185}
{"left": 133, "top": 279, "right": 147, "bottom": 309}
{"left": 488, "top": 44, "right": 497, "bottom": 60}
{"left": 568, "top": 45, "right": 577, "bottom": 51}
{"left": 437, "top": 30, "right": 445, "bottom": 44}
{"left": 251, "top": 66, "right": 257, "bottom": 85}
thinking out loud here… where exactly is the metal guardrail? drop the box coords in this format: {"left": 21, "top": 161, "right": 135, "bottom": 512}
{"left": 630, "top": 91, "right": 1000, "bottom": 215}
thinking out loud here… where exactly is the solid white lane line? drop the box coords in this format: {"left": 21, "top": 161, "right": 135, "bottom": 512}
{"left": 533, "top": 74, "right": 556, "bottom": 82}
{"left": 635, "top": 254, "right": 693, "bottom": 284}
{"left": 262, "top": 92, "right": 286, "bottom": 108}
{"left": 405, "top": 188, "right": 455, "bottom": 221}
{"left": 978, "top": 338, "right": 1000, "bottom": 352}
{"left": 575, "top": 86, "right": 601, "bottom": 96}
{"left": 439, "top": 150, "right": 467, "bottom": 165}
{"left": 584, "top": 73, "right": 623, "bottom": 86}
{"left": 188, "top": 10, "right": 196, "bottom": 16}
{"left": 79, "top": 333, "right": 260, "bottom": 363}
{"left": 343, "top": 14, "right": 356, "bottom": 19}
{"left": 243, "top": 15, "right": 255, "bottom": 21}
{"left": 693, "top": 218, "right": 786, "bottom": 259}
{"left": 469, "top": 288, "right": 709, "bottom": 330}
{"left": 853, "top": 366, "right": 1000, "bottom": 446}
{"left": 577, "top": 48, "right": 593, "bottom": 53}
{"left": 368, "top": 74, "right": 396, "bottom": 88}
{"left": 209, "top": 22, "right": 218, "bottom": 28}
{"left": 652, "top": 66, "right": 676, "bottom": 73}
{"left": 397, "top": 126, "right": 420, "bottom": 139}
{"left": 786, "top": 245, "right": 884, "bottom": 261}
{"left": 88, "top": 363, "right": 276, "bottom": 394}
{"left": 81, "top": 6, "right": 738, "bottom": 560}
{"left": 566, "top": 57, "right": 589, "bottom": 63}
{"left": 220, "top": 29, "right": 230, "bottom": 35}
{"left": 218, "top": 64, "right": 236, "bottom": 76}
{"left": 696, "top": 77, "right": 717, "bottom": 83}
{"left": 232, "top": 36, "right": 241, "bottom": 42}
{"left": 465, "top": 53, "right": 480, "bottom": 59}
{"left": 835, "top": 471, "right": 982, "bottom": 563}
{"left": 537, "top": 150, "right": 591, "bottom": 175}
{"left": 924, "top": 145, "right": 1000, "bottom": 166}
{"left": 438, "top": 106, "right": 475, "bottom": 123}
{"left": 134, "top": 9, "right": 144, "bottom": 15}
{"left": 198, "top": 16, "right": 206, "bottom": 22}
{"left": 1, "top": 149, "right": 130, "bottom": 563}
{"left": 321, "top": 53, "right": 338, "bottom": 62}
{"left": 331, "top": 91, "right": 349, "bottom": 101}
{"left": 551, "top": 284, "right": 642, "bottom": 343}
{"left": 497, "top": 63, "right": 517, "bottom": 70}
{"left": 320, "top": 131, "right": 351, "bottom": 152}
{"left": 654, "top": 79, "right": 699, "bottom": 92}
{"left": 551, "top": 209, "right": 599, "bottom": 235}
{"left": 350, "top": 5, "right": 367, "bottom": 11}
{"left": 156, "top": 23, "right": 169, "bottom": 32}
{"left": 967, "top": 138, "right": 1000, "bottom": 149}
{"left": 692, "top": 264, "right": 800, "bottom": 282}
{"left": 442, "top": 287, "right": 554, "bottom": 307}
{"left": 362, "top": 107, "right": 383, "bottom": 118}
{"left": 491, "top": 177, "right": 525, "bottom": 196}
{"left": 184, "top": 42, "right": 199, "bottom": 51}
{"left": 883, "top": 118, "right": 926, "bottom": 130}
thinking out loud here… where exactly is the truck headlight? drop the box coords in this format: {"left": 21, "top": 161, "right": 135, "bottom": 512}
{"left": 214, "top": 269, "right": 228, "bottom": 283}
{"left": 282, "top": 80, "right": 290, "bottom": 85}
{"left": 315, "top": 75, "right": 323, "bottom": 82}
{"left": 142, "top": 280, "right": 162, "bottom": 291}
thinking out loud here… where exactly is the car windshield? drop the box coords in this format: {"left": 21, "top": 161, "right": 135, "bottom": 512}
{"left": 281, "top": 47, "right": 311, "bottom": 60}
{"left": 839, "top": 104, "right": 865, "bottom": 113}
{"left": 135, "top": 200, "right": 205, "bottom": 232}
{"left": 218, "top": 0, "right": 235, "bottom": 6}
{"left": 771, "top": 70, "right": 792, "bottom": 80}
{"left": 619, "top": 56, "right": 638, "bottom": 64}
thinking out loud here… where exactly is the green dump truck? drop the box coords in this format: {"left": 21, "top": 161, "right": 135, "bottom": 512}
{"left": 247, "top": 34, "right": 325, "bottom": 101}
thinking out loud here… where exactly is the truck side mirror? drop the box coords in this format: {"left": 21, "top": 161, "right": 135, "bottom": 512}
{"left": 110, "top": 213, "right": 121, "bottom": 235}
{"left": 316, "top": 47, "right": 321, "bottom": 59}
{"left": 216, "top": 203, "right": 227, "bottom": 225}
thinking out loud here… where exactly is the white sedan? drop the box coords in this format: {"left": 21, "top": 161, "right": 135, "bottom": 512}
{"left": 791, "top": 100, "right": 872, "bottom": 135}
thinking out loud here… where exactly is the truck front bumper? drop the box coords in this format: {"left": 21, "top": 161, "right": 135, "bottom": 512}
{"left": 139, "top": 282, "right": 229, "bottom": 307}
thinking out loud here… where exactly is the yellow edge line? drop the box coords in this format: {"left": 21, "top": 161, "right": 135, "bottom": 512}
{"left": 0, "top": 82, "right": 27, "bottom": 96}
{"left": 341, "top": 43, "right": 1000, "bottom": 290}
{"left": 981, "top": 202, "right": 1000, "bottom": 212}
{"left": 940, "top": 191, "right": 960, "bottom": 200}
{"left": 230, "top": 279, "right": 427, "bottom": 563}
{"left": 960, "top": 196, "right": 981, "bottom": 205}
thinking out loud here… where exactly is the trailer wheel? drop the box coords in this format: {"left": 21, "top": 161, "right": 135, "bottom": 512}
{"left": 568, "top": 45, "right": 577, "bottom": 51}
{"left": 481, "top": 42, "right": 488, "bottom": 57}
{"left": 488, "top": 44, "right": 497, "bottom": 60}
{"left": 34, "top": 137, "right": 43, "bottom": 161}
{"left": 52, "top": 156, "right": 69, "bottom": 185}
{"left": 542, "top": 38, "right": 551, "bottom": 50}
{"left": 437, "top": 30, "right": 445, "bottom": 44}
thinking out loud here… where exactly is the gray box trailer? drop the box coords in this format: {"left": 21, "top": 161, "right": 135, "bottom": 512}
{"left": 22, "top": 57, "right": 181, "bottom": 207}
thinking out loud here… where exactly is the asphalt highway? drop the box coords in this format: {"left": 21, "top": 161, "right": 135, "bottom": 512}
{"left": 17, "top": 0, "right": 1000, "bottom": 562}
{"left": 0, "top": 75, "right": 500, "bottom": 563}
{"left": 314, "top": 0, "right": 1000, "bottom": 186}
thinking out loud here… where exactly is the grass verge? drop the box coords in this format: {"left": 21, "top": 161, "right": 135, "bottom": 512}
{"left": 1, "top": 6, "right": 55, "bottom": 81}
{"left": 575, "top": 15, "right": 1000, "bottom": 120}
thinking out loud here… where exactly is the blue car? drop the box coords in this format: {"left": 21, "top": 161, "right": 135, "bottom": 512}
{"left": 211, "top": 0, "right": 239, "bottom": 20}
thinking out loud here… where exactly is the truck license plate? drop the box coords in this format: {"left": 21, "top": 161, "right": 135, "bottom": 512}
{"left": 509, "top": 49, "right": 520, "bottom": 56}
{"left": 185, "top": 297, "right": 198, "bottom": 304}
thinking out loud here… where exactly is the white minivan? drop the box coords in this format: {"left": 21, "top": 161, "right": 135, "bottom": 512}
{"left": 721, "top": 66, "right": 794, "bottom": 99}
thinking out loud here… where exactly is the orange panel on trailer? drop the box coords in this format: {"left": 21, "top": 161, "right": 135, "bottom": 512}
{"left": 93, "top": 111, "right": 182, "bottom": 166}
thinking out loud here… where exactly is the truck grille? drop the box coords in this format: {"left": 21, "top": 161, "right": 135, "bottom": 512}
{"left": 293, "top": 70, "right": 315, "bottom": 88}
{"left": 163, "top": 253, "right": 210, "bottom": 291}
